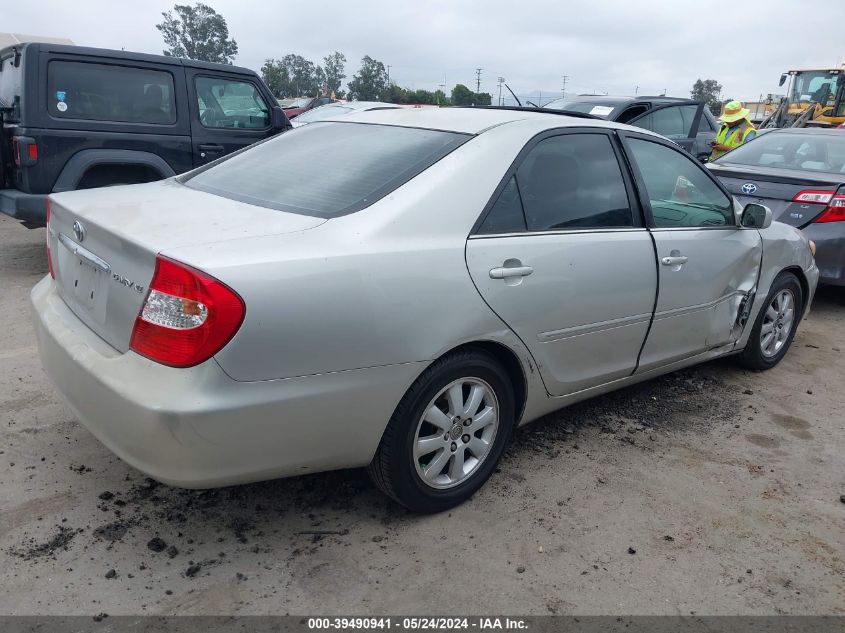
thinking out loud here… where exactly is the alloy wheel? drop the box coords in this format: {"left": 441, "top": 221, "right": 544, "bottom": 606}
{"left": 760, "top": 289, "right": 795, "bottom": 358}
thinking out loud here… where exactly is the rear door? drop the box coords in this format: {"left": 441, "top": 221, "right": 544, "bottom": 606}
{"left": 466, "top": 129, "right": 657, "bottom": 396}
{"left": 627, "top": 103, "right": 704, "bottom": 156}
{"left": 186, "top": 70, "right": 273, "bottom": 166}
{"left": 621, "top": 133, "right": 762, "bottom": 371}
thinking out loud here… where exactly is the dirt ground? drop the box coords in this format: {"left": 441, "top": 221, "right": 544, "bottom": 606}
{"left": 1, "top": 213, "right": 843, "bottom": 616}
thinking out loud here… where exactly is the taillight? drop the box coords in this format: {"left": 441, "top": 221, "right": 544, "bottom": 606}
{"left": 792, "top": 189, "right": 834, "bottom": 204}
{"left": 46, "top": 199, "right": 55, "bottom": 279}
{"left": 129, "top": 256, "right": 245, "bottom": 368}
{"left": 12, "top": 136, "right": 38, "bottom": 166}
{"left": 814, "top": 194, "right": 845, "bottom": 223}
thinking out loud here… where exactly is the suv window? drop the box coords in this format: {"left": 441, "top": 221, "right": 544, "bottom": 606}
{"left": 627, "top": 138, "right": 734, "bottom": 227}
{"left": 47, "top": 61, "right": 176, "bottom": 124}
{"left": 185, "top": 121, "right": 468, "bottom": 217}
{"left": 633, "top": 104, "right": 698, "bottom": 139}
{"left": 499, "top": 133, "right": 633, "bottom": 231}
{"left": 195, "top": 76, "right": 269, "bottom": 129}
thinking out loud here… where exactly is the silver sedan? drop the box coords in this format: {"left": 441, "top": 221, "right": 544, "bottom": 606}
{"left": 32, "top": 108, "right": 819, "bottom": 512}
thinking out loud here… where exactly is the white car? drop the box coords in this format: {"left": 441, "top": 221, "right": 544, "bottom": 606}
{"left": 290, "top": 101, "right": 406, "bottom": 127}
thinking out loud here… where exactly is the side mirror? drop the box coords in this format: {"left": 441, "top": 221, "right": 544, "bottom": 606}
{"left": 271, "top": 106, "right": 291, "bottom": 130}
{"left": 779, "top": 74, "right": 788, "bottom": 87}
{"left": 741, "top": 203, "right": 773, "bottom": 229}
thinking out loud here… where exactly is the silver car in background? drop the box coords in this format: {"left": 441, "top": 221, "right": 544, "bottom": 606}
{"left": 32, "top": 108, "right": 818, "bottom": 512}
{"left": 289, "top": 100, "right": 406, "bottom": 127}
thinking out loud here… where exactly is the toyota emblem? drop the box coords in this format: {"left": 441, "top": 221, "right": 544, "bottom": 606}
{"left": 72, "top": 220, "right": 85, "bottom": 243}
{"left": 741, "top": 183, "right": 758, "bottom": 195}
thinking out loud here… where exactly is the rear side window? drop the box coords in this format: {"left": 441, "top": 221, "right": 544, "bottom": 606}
{"left": 185, "top": 122, "right": 469, "bottom": 217}
{"left": 47, "top": 61, "right": 176, "bottom": 124}
{"left": 195, "top": 76, "right": 269, "bottom": 129}
{"left": 480, "top": 133, "right": 633, "bottom": 232}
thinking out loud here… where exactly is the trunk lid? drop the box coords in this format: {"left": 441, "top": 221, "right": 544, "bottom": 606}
{"left": 708, "top": 163, "right": 844, "bottom": 228}
{"left": 48, "top": 179, "right": 325, "bottom": 352}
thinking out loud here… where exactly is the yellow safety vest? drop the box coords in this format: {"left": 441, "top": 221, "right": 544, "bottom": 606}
{"left": 710, "top": 122, "right": 756, "bottom": 160}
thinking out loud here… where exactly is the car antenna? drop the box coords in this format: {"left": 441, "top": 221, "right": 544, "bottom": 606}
{"left": 504, "top": 83, "right": 522, "bottom": 107}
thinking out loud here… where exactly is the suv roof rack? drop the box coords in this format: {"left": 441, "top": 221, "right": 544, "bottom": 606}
{"left": 453, "top": 105, "right": 601, "bottom": 120}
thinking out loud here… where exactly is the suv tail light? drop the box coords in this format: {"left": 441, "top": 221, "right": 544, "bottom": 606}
{"left": 12, "top": 136, "right": 38, "bottom": 166}
{"left": 129, "top": 256, "right": 245, "bottom": 368}
{"left": 46, "top": 199, "right": 55, "bottom": 278}
{"left": 813, "top": 193, "right": 845, "bottom": 223}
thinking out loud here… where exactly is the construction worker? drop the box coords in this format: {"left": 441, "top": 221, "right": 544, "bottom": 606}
{"left": 709, "top": 100, "right": 757, "bottom": 161}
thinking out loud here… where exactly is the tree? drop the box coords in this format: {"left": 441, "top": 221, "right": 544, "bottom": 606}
{"left": 323, "top": 52, "right": 347, "bottom": 98}
{"left": 261, "top": 59, "right": 289, "bottom": 97}
{"left": 347, "top": 56, "right": 388, "bottom": 101}
{"left": 691, "top": 78, "right": 723, "bottom": 115}
{"left": 451, "top": 84, "right": 475, "bottom": 106}
{"left": 156, "top": 3, "right": 238, "bottom": 64}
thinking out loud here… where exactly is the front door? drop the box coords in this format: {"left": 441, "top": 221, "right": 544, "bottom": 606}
{"left": 627, "top": 103, "right": 704, "bottom": 157}
{"left": 186, "top": 71, "right": 274, "bottom": 166}
{"left": 621, "top": 133, "right": 763, "bottom": 371}
{"left": 466, "top": 130, "right": 657, "bottom": 396}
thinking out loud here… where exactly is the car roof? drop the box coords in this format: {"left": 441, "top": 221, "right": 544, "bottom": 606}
{"left": 9, "top": 42, "right": 258, "bottom": 75}
{"left": 549, "top": 95, "right": 697, "bottom": 107}
{"left": 335, "top": 106, "right": 629, "bottom": 135}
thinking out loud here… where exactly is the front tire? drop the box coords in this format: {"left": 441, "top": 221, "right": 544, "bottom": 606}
{"left": 739, "top": 272, "right": 803, "bottom": 370}
{"left": 367, "top": 350, "right": 515, "bottom": 513}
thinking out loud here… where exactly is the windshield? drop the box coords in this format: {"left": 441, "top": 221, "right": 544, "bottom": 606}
{"left": 790, "top": 71, "right": 841, "bottom": 107}
{"left": 185, "top": 122, "right": 469, "bottom": 217}
{"left": 283, "top": 97, "right": 312, "bottom": 109}
{"left": 715, "top": 132, "right": 845, "bottom": 174}
{"left": 294, "top": 104, "right": 353, "bottom": 123}
{"left": 542, "top": 98, "right": 616, "bottom": 118}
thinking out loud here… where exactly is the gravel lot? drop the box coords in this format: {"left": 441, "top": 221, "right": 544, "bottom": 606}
{"left": 1, "top": 213, "right": 843, "bottom": 616}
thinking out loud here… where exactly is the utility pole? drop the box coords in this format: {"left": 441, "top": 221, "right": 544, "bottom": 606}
{"left": 497, "top": 77, "right": 505, "bottom": 106}
{"left": 561, "top": 75, "right": 569, "bottom": 99}
{"left": 386, "top": 65, "right": 391, "bottom": 86}
{"left": 475, "top": 68, "right": 482, "bottom": 94}
{"left": 438, "top": 83, "right": 446, "bottom": 104}
{"left": 635, "top": 85, "right": 639, "bottom": 96}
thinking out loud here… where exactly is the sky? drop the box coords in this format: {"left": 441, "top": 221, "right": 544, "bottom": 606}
{"left": 7, "top": 0, "right": 845, "bottom": 105}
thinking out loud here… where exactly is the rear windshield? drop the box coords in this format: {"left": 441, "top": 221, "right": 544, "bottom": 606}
{"left": 716, "top": 132, "right": 845, "bottom": 174}
{"left": 47, "top": 60, "right": 177, "bottom": 124}
{"left": 184, "top": 122, "right": 470, "bottom": 217}
{"left": 543, "top": 99, "right": 617, "bottom": 118}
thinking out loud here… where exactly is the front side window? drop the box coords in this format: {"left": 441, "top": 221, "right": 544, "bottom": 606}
{"left": 185, "top": 122, "right": 468, "bottom": 217}
{"left": 628, "top": 138, "right": 734, "bottom": 227}
{"left": 47, "top": 61, "right": 176, "bottom": 124}
{"left": 195, "top": 77, "right": 269, "bottom": 129}
{"left": 632, "top": 105, "right": 698, "bottom": 139}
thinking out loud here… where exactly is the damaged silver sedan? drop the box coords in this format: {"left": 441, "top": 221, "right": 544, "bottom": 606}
{"left": 32, "top": 108, "right": 819, "bottom": 512}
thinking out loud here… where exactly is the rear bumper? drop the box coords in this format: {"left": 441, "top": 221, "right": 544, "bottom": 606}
{"left": 803, "top": 223, "right": 845, "bottom": 286}
{"left": 31, "top": 276, "right": 424, "bottom": 488}
{"left": 0, "top": 189, "right": 48, "bottom": 225}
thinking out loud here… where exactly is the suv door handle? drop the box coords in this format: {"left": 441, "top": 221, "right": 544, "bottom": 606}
{"left": 198, "top": 143, "right": 224, "bottom": 152}
{"left": 489, "top": 265, "right": 534, "bottom": 279}
{"left": 661, "top": 255, "right": 689, "bottom": 266}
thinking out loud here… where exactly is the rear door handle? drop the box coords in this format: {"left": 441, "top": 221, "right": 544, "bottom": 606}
{"left": 198, "top": 143, "right": 224, "bottom": 152}
{"left": 489, "top": 265, "right": 534, "bottom": 279}
{"left": 661, "top": 256, "right": 689, "bottom": 266}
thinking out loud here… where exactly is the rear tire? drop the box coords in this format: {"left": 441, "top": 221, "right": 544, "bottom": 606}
{"left": 739, "top": 272, "right": 803, "bottom": 370}
{"left": 367, "top": 350, "right": 515, "bottom": 513}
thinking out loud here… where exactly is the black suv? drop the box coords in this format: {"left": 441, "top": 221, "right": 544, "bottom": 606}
{"left": 542, "top": 95, "right": 718, "bottom": 162}
{"left": 0, "top": 42, "right": 290, "bottom": 226}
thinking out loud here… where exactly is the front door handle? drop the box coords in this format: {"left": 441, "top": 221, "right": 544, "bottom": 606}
{"left": 489, "top": 265, "right": 534, "bottom": 279}
{"left": 198, "top": 143, "right": 224, "bottom": 152}
{"left": 661, "top": 255, "right": 689, "bottom": 266}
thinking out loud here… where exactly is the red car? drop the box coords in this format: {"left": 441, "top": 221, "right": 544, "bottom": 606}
{"left": 280, "top": 96, "right": 335, "bottom": 119}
